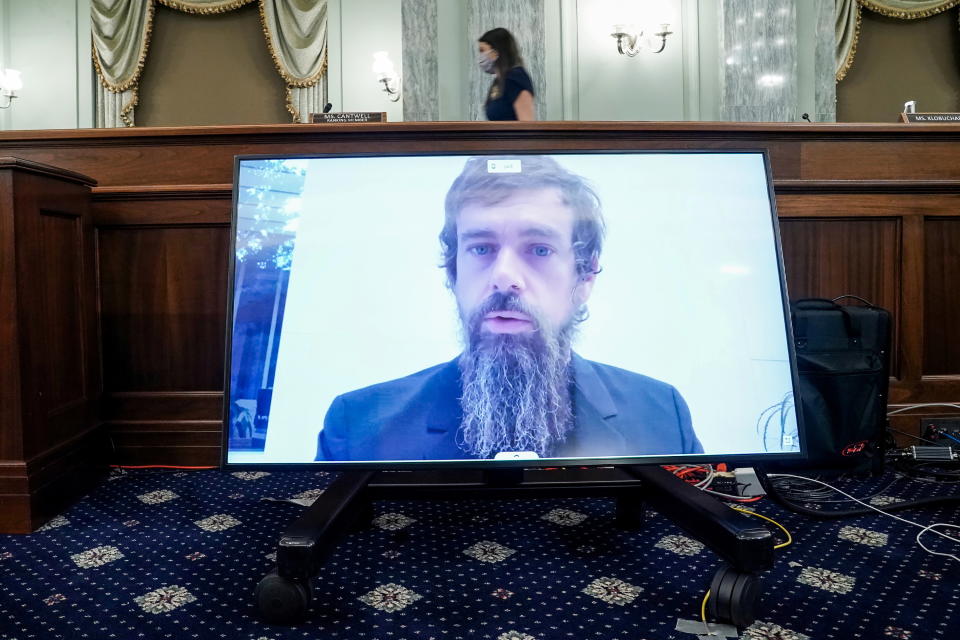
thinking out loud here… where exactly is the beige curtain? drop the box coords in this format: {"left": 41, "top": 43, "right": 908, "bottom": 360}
{"left": 91, "top": 0, "right": 154, "bottom": 127}
{"left": 259, "top": 0, "right": 328, "bottom": 122}
{"left": 158, "top": 0, "right": 255, "bottom": 12}
{"left": 92, "top": 0, "right": 327, "bottom": 127}
{"left": 836, "top": 0, "right": 960, "bottom": 81}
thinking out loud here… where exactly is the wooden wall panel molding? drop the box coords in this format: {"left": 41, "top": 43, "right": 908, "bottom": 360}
{"left": 776, "top": 193, "right": 960, "bottom": 217}
{"left": 100, "top": 392, "right": 223, "bottom": 466}
{"left": 801, "top": 141, "right": 960, "bottom": 181}
{"left": 101, "top": 391, "right": 223, "bottom": 421}
{"left": 2, "top": 123, "right": 959, "bottom": 467}
{"left": 924, "top": 218, "right": 960, "bottom": 376}
{"left": 775, "top": 180, "right": 960, "bottom": 195}
{"left": 899, "top": 215, "right": 926, "bottom": 391}
{"left": 93, "top": 198, "right": 231, "bottom": 227}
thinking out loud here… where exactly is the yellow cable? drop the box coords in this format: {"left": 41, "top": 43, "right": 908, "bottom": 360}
{"left": 698, "top": 508, "right": 792, "bottom": 625}
{"left": 730, "top": 506, "right": 793, "bottom": 548}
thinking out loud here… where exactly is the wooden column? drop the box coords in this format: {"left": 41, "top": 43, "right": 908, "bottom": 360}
{"left": 0, "top": 158, "right": 104, "bottom": 534}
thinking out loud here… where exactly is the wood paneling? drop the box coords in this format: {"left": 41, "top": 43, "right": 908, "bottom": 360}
{"left": 98, "top": 226, "right": 229, "bottom": 391}
{"left": 779, "top": 218, "right": 901, "bottom": 377}
{"left": 0, "top": 159, "right": 103, "bottom": 533}
{"left": 924, "top": 218, "right": 960, "bottom": 375}
{"left": 1, "top": 123, "right": 959, "bottom": 467}
{"left": 801, "top": 141, "right": 960, "bottom": 181}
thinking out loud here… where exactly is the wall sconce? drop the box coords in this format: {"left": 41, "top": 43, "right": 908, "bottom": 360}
{"left": 371, "top": 51, "right": 400, "bottom": 102}
{"left": 0, "top": 68, "right": 22, "bottom": 109}
{"left": 610, "top": 24, "right": 673, "bottom": 56}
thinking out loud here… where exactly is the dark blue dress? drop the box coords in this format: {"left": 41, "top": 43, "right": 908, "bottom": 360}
{"left": 484, "top": 66, "right": 535, "bottom": 121}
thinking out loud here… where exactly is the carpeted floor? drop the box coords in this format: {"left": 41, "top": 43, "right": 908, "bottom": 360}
{"left": 1, "top": 468, "right": 957, "bottom": 639}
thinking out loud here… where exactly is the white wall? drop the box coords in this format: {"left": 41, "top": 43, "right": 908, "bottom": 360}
{"left": 0, "top": 0, "right": 92, "bottom": 131}
{"left": 327, "top": 0, "right": 405, "bottom": 122}
{"left": 436, "top": 0, "right": 466, "bottom": 120}
{"left": 574, "top": 0, "right": 686, "bottom": 121}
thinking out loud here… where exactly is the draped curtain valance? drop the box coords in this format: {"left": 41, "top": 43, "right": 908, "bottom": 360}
{"left": 91, "top": 0, "right": 327, "bottom": 127}
{"left": 836, "top": 0, "right": 960, "bottom": 81}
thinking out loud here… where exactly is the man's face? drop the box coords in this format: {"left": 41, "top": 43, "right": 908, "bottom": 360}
{"left": 453, "top": 187, "right": 594, "bottom": 335}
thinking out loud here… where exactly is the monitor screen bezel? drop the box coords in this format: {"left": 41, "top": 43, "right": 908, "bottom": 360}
{"left": 220, "top": 148, "right": 806, "bottom": 471}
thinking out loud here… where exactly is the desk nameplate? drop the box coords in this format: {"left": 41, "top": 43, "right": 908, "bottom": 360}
{"left": 900, "top": 112, "right": 960, "bottom": 123}
{"left": 310, "top": 112, "right": 386, "bottom": 123}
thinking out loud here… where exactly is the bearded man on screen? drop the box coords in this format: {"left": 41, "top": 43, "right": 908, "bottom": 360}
{"left": 315, "top": 155, "right": 702, "bottom": 461}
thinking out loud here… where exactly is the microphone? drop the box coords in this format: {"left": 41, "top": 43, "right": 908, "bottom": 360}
{"left": 322, "top": 103, "right": 333, "bottom": 114}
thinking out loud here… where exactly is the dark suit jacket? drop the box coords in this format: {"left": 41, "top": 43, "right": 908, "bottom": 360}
{"left": 315, "top": 353, "right": 703, "bottom": 461}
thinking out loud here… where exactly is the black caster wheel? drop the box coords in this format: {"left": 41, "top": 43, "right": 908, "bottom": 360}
{"left": 707, "top": 563, "right": 761, "bottom": 628}
{"left": 255, "top": 569, "right": 312, "bottom": 624}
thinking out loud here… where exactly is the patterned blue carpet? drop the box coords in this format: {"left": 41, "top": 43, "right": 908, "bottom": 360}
{"left": 1, "top": 468, "right": 957, "bottom": 640}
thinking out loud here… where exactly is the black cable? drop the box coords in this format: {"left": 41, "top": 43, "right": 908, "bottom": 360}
{"left": 758, "top": 469, "right": 960, "bottom": 519}
{"left": 772, "top": 475, "right": 901, "bottom": 504}
{"left": 767, "top": 493, "right": 960, "bottom": 519}
{"left": 887, "top": 426, "right": 941, "bottom": 446}
{"left": 893, "top": 460, "right": 960, "bottom": 482}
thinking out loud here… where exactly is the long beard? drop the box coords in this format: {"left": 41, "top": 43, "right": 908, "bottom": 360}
{"left": 457, "top": 292, "right": 575, "bottom": 458}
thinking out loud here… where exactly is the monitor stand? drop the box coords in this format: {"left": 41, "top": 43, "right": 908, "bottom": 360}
{"left": 255, "top": 465, "right": 774, "bottom": 628}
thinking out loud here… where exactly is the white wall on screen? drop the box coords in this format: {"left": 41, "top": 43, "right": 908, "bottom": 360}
{"left": 259, "top": 153, "right": 797, "bottom": 463}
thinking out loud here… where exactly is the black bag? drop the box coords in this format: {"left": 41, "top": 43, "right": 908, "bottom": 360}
{"left": 785, "top": 297, "right": 891, "bottom": 475}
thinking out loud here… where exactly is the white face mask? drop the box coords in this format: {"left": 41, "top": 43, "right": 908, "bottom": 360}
{"left": 478, "top": 53, "right": 497, "bottom": 74}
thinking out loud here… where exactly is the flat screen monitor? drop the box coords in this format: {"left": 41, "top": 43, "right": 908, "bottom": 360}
{"left": 223, "top": 151, "right": 804, "bottom": 468}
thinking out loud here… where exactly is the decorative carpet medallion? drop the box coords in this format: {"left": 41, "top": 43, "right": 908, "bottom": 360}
{"left": 838, "top": 525, "right": 889, "bottom": 547}
{"left": 288, "top": 488, "right": 325, "bottom": 506}
{"left": 231, "top": 471, "right": 271, "bottom": 480}
{"left": 133, "top": 585, "right": 197, "bottom": 614}
{"left": 193, "top": 514, "right": 241, "bottom": 532}
{"left": 497, "top": 632, "right": 537, "bottom": 640}
{"left": 654, "top": 534, "right": 705, "bottom": 556}
{"left": 372, "top": 512, "right": 417, "bottom": 530}
{"left": 36, "top": 515, "right": 69, "bottom": 532}
{"left": 463, "top": 540, "right": 516, "bottom": 563}
{"left": 582, "top": 577, "right": 642, "bottom": 605}
{"left": 136, "top": 489, "right": 179, "bottom": 504}
{"left": 743, "top": 620, "right": 811, "bottom": 639}
{"left": 540, "top": 508, "right": 588, "bottom": 526}
{"left": 796, "top": 566, "right": 856, "bottom": 594}
{"left": 358, "top": 583, "right": 423, "bottom": 613}
{"left": 70, "top": 545, "right": 124, "bottom": 569}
